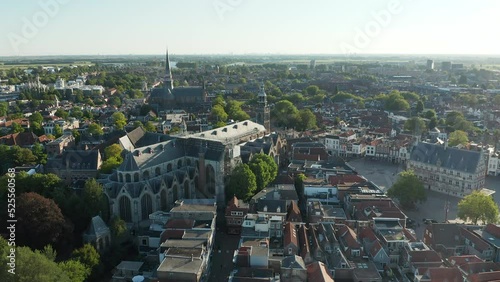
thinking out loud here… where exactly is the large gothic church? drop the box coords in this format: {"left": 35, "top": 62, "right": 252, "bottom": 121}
{"left": 149, "top": 50, "right": 207, "bottom": 110}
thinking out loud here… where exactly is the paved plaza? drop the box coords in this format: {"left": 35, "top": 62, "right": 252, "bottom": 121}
{"left": 347, "top": 158, "right": 500, "bottom": 239}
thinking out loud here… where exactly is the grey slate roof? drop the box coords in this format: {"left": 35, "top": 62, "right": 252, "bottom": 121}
{"left": 61, "top": 149, "right": 101, "bottom": 170}
{"left": 282, "top": 255, "right": 306, "bottom": 269}
{"left": 84, "top": 216, "right": 110, "bottom": 238}
{"left": 256, "top": 199, "right": 286, "bottom": 214}
{"left": 410, "top": 142, "right": 482, "bottom": 173}
{"left": 121, "top": 152, "right": 139, "bottom": 171}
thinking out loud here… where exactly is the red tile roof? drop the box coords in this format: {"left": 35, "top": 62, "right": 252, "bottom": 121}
{"left": 298, "top": 225, "right": 310, "bottom": 260}
{"left": 307, "top": 261, "right": 334, "bottom": 282}
{"left": 286, "top": 201, "right": 301, "bottom": 222}
{"left": 484, "top": 224, "right": 500, "bottom": 238}
{"left": 359, "top": 227, "right": 378, "bottom": 243}
{"left": 370, "top": 240, "right": 384, "bottom": 257}
{"left": 409, "top": 250, "right": 442, "bottom": 264}
{"left": 284, "top": 222, "right": 298, "bottom": 248}
{"left": 160, "top": 229, "right": 185, "bottom": 242}
{"left": 448, "top": 255, "right": 483, "bottom": 266}
{"left": 338, "top": 225, "right": 360, "bottom": 249}
{"left": 328, "top": 174, "right": 365, "bottom": 185}
{"left": 164, "top": 218, "right": 194, "bottom": 229}
{"left": 424, "top": 267, "right": 462, "bottom": 282}
{"left": 460, "top": 261, "right": 500, "bottom": 275}
{"left": 468, "top": 271, "right": 500, "bottom": 282}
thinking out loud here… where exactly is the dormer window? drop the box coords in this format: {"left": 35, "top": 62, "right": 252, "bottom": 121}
{"left": 264, "top": 206, "right": 268, "bottom": 212}
{"left": 276, "top": 206, "right": 281, "bottom": 213}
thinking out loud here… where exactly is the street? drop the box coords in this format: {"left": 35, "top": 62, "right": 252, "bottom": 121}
{"left": 207, "top": 212, "right": 240, "bottom": 282}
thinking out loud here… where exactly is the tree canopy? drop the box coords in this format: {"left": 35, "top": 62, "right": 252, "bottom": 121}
{"left": 272, "top": 100, "right": 299, "bottom": 129}
{"left": 457, "top": 191, "right": 499, "bottom": 225}
{"left": 248, "top": 153, "right": 278, "bottom": 192}
{"left": 448, "top": 130, "right": 469, "bottom": 146}
{"left": 0, "top": 237, "right": 72, "bottom": 282}
{"left": 111, "top": 112, "right": 127, "bottom": 130}
{"left": 16, "top": 192, "right": 66, "bottom": 250}
{"left": 227, "top": 164, "right": 257, "bottom": 201}
{"left": 404, "top": 117, "right": 426, "bottom": 134}
{"left": 387, "top": 170, "right": 426, "bottom": 209}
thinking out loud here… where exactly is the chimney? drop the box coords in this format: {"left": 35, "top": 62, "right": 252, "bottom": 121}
{"left": 444, "top": 139, "right": 448, "bottom": 150}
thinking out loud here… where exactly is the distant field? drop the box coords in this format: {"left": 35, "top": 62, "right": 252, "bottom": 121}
{"left": 0, "top": 62, "right": 94, "bottom": 70}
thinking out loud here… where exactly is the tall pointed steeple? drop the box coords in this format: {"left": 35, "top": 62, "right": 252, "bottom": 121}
{"left": 164, "top": 48, "right": 173, "bottom": 90}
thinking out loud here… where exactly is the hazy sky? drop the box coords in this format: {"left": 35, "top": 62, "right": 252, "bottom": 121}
{"left": 1, "top": 0, "right": 499, "bottom": 56}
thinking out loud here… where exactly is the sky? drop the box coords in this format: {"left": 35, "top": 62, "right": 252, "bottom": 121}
{"left": 0, "top": 0, "right": 499, "bottom": 56}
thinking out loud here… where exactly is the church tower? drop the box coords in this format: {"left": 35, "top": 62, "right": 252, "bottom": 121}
{"left": 164, "top": 49, "right": 173, "bottom": 90}
{"left": 256, "top": 83, "right": 270, "bottom": 133}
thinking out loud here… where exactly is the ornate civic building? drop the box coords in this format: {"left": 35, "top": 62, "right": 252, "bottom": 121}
{"left": 100, "top": 121, "right": 284, "bottom": 225}
{"left": 149, "top": 50, "right": 207, "bottom": 110}
{"left": 408, "top": 142, "right": 486, "bottom": 198}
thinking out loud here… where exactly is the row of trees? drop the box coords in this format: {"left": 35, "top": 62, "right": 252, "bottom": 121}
{"left": 226, "top": 153, "right": 278, "bottom": 201}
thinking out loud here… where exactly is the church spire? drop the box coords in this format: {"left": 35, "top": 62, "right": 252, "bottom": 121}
{"left": 164, "top": 48, "right": 173, "bottom": 90}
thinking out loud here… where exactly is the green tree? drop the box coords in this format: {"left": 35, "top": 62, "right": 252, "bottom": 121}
{"left": 448, "top": 130, "right": 469, "bottom": 146}
{"left": 55, "top": 109, "right": 69, "bottom": 120}
{"left": 71, "top": 129, "right": 81, "bottom": 143}
{"left": 404, "top": 117, "right": 426, "bottom": 133}
{"left": 105, "top": 143, "right": 123, "bottom": 161}
{"left": 385, "top": 91, "right": 410, "bottom": 111}
{"left": 424, "top": 109, "right": 437, "bottom": 119}
{"left": 211, "top": 104, "right": 228, "bottom": 122}
{"left": 416, "top": 100, "right": 424, "bottom": 113}
{"left": 83, "top": 178, "right": 104, "bottom": 218}
{"left": 16, "top": 192, "right": 66, "bottom": 250}
{"left": 227, "top": 164, "right": 257, "bottom": 201}
{"left": 88, "top": 123, "right": 103, "bottom": 136}
{"left": 100, "top": 157, "right": 122, "bottom": 174}
{"left": 111, "top": 112, "right": 127, "bottom": 130}
{"left": 0, "top": 102, "right": 8, "bottom": 116}
{"left": 41, "top": 245, "right": 57, "bottom": 261}
{"left": 212, "top": 95, "right": 225, "bottom": 108}
{"left": 58, "top": 260, "right": 90, "bottom": 282}
{"left": 272, "top": 100, "right": 299, "bottom": 128}
{"left": 10, "top": 146, "right": 37, "bottom": 166}
{"left": 304, "top": 85, "right": 320, "bottom": 96}
{"left": 297, "top": 108, "right": 317, "bottom": 131}
{"left": 54, "top": 124, "right": 63, "bottom": 138}
{"left": 294, "top": 173, "right": 307, "bottom": 199}
{"left": 144, "top": 121, "right": 156, "bottom": 132}
{"left": 110, "top": 216, "right": 127, "bottom": 238}
{"left": 457, "top": 191, "right": 499, "bottom": 225}
{"left": 387, "top": 170, "right": 426, "bottom": 209}
{"left": 428, "top": 117, "right": 438, "bottom": 130}
{"left": 11, "top": 122, "right": 24, "bottom": 133}
{"left": 71, "top": 244, "right": 100, "bottom": 273}
{"left": 133, "top": 120, "right": 143, "bottom": 129}
{"left": 29, "top": 112, "right": 44, "bottom": 124}
{"left": 69, "top": 107, "right": 83, "bottom": 119}
{"left": 0, "top": 237, "right": 70, "bottom": 282}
